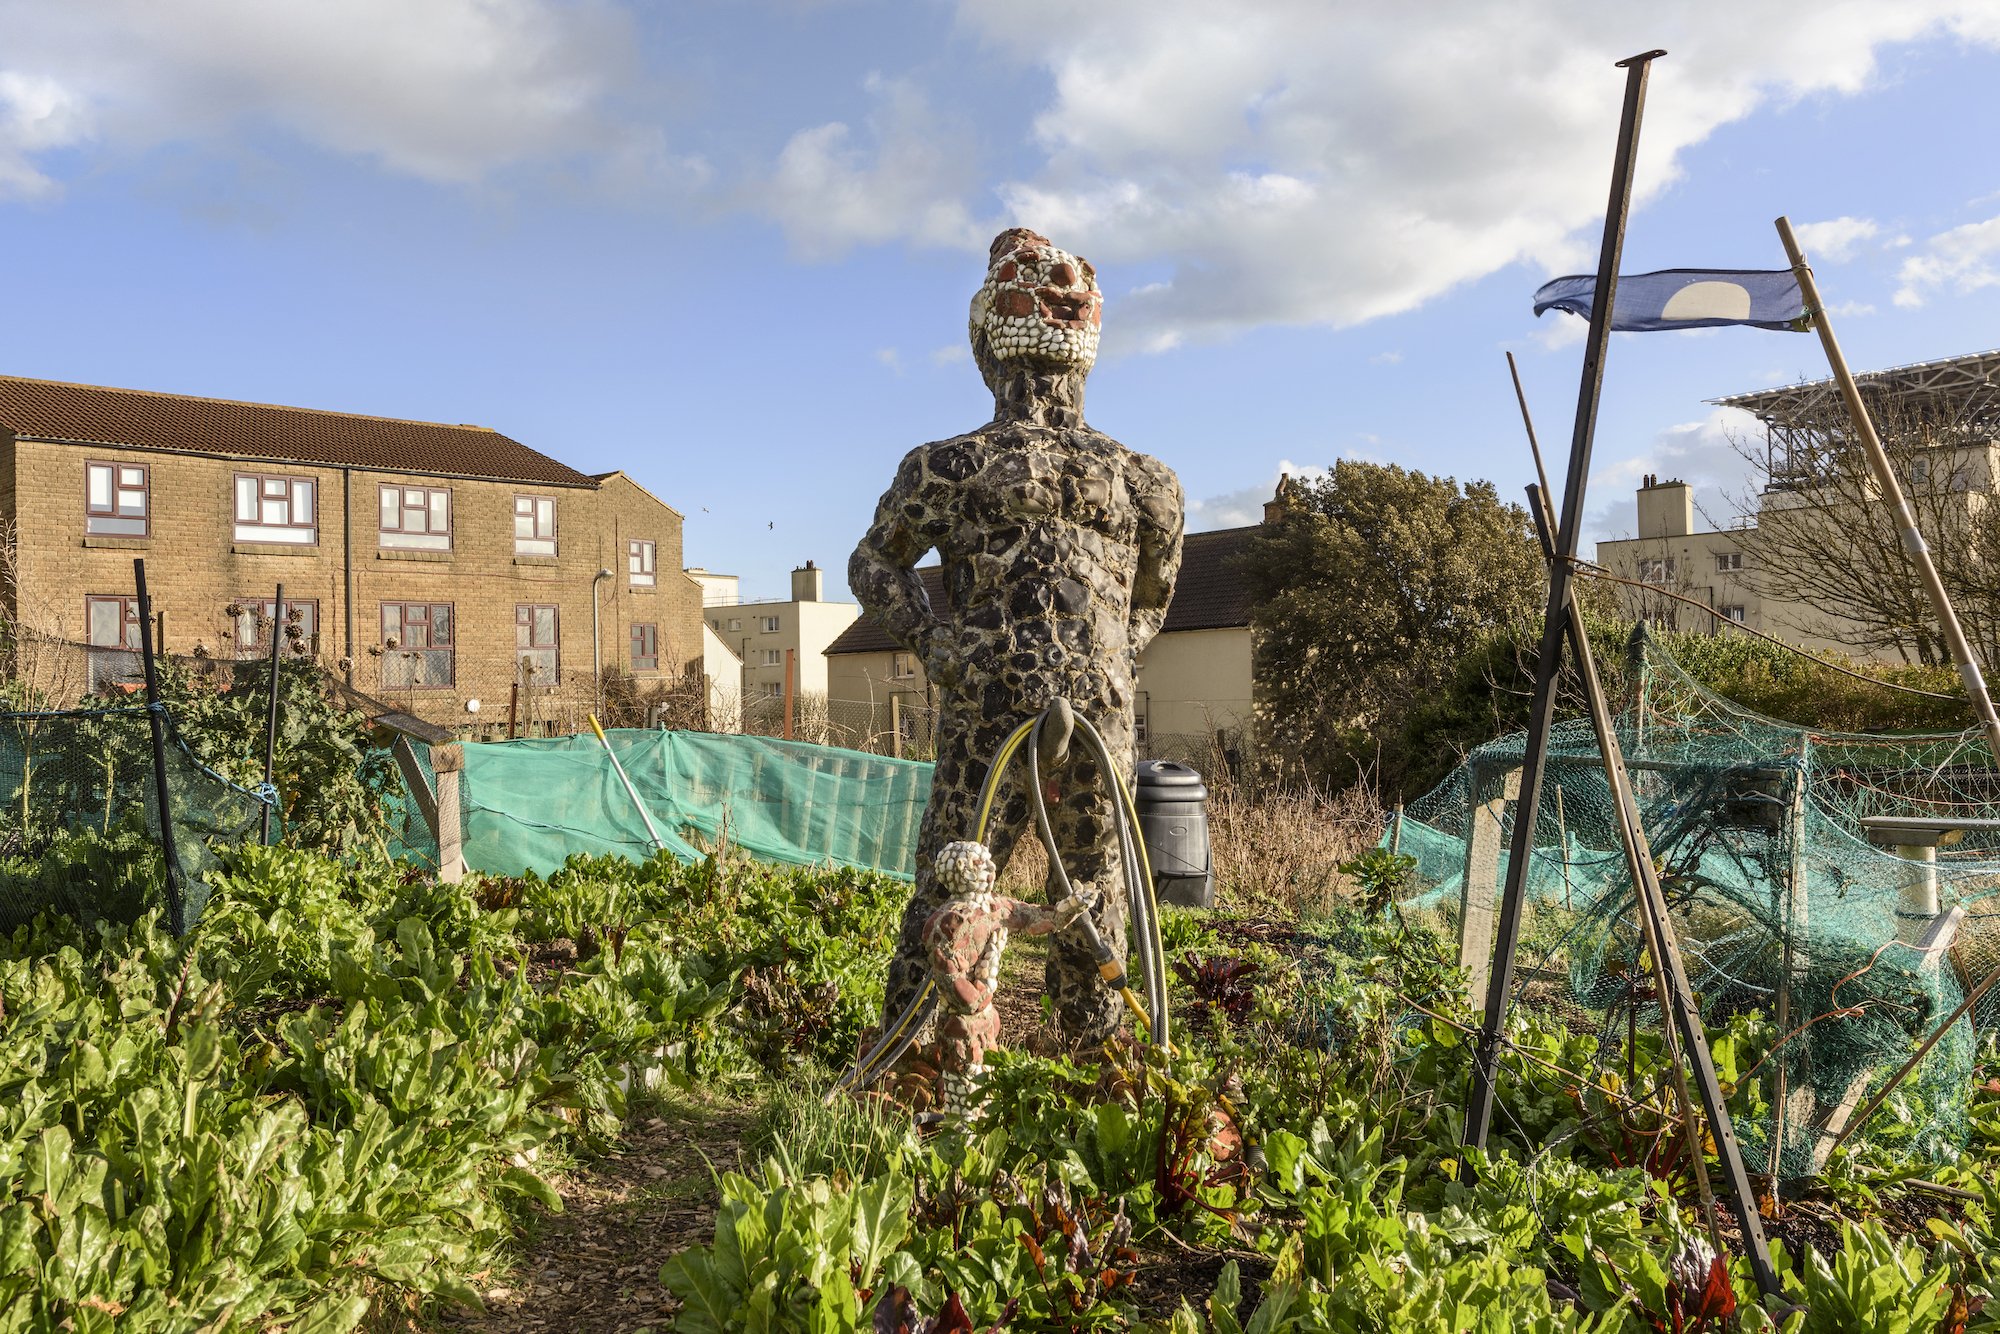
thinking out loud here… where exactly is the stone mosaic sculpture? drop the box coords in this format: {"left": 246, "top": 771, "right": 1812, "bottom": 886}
{"left": 921, "top": 841, "right": 1089, "bottom": 1112}
{"left": 851, "top": 228, "right": 1185, "bottom": 1046}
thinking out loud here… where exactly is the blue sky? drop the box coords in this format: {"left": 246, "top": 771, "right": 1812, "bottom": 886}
{"left": 3, "top": 1, "right": 1999, "bottom": 599}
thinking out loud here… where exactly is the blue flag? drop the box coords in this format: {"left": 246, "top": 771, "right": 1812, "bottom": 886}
{"left": 1532, "top": 268, "right": 1810, "bottom": 332}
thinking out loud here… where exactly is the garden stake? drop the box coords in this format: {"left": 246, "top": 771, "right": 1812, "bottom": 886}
{"left": 134, "top": 558, "right": 189, "bottom": 937}
{"left": 588, "top": 714, "right": 667, "bottom": 852}
{"left": 1525, "top": 486, "right": 1779, "bottom": 1297}
{"left": 1827, "top": 954, "right": 2000, "bottom": 1158}
{"left": 260, "top": 581, "right": 285, "bottom": 845}
{"left": 1466, "top": 49, "right": 1664, "bottom": 1153}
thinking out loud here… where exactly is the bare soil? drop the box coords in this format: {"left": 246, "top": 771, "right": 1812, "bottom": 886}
{"left": 436, "top": 1094, "right": 751, "bottom": 1334}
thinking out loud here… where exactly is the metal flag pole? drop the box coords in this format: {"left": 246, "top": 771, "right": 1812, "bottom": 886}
{"left": 260, "top": 583, "right": 286, "bottom": 845}
{"left": 1776, "top": 216, "right": 2000, "bottom": 764}
{"left": 1464, "top": 48, "right": 1665, "bottom": 1152}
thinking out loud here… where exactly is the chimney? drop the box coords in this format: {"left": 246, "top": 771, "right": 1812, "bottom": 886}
{"left": 791, "top": 560, "right": 823, "bottom": 603}
{"left": 1262, "top": 473, "right": 1292, "bottom": 525}
{"left": 1637, "top": 477, "right": 1693, "bottom": 539}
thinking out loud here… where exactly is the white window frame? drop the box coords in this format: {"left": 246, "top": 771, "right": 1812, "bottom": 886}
{"left": 760, "top": 615, "right": 781, "bottom": 633}
{"left": 891, "top": 652, "right": 917, "bottom": 679}
{"left": 1715, "top": 551, "right": 1744, "bottom": 572}
{"left": 1722, "top": 605, "right": 1748, "bottom": 623}
{"left": 234, "top": 473, "right": 317, "bottom": 545}
{"left": 379, "top": 484, "right": 452, "bottom": 551}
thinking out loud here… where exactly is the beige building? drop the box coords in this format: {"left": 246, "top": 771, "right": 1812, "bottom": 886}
{"left": 824, "top": 526, "right": 1257, "bottom": 764}
{"left": 701, "top": 561, "right": 860, "bottom": 713}
{"left": 0, "top": 376, "right": 705, "bottom": 735}
{"left": 1598, "top": 350, "right": 2000, "bottom": 661}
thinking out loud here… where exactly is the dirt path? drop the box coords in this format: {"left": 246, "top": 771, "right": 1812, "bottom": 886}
{"left": 439, "top": 1094, "right": 751, "bottom": 1334}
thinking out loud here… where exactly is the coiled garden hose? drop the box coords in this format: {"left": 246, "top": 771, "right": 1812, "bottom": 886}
{"left": 833, "top": 701, "right": 1170, "bottom": 1097}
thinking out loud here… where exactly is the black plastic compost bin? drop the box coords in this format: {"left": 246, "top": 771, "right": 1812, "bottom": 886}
{"left": 1133, "top": 759, "right": 1214, "bottom": 909}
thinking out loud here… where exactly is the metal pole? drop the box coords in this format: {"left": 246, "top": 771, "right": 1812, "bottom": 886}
{"left": 589, "top": 713, "right": 666, "bottom": 852}
{"left": 133, "top": 559, "right": 188, "bottom": 937}
{"left": 592, "top": 567, "right": 612, "bottom": 724}
{"left": 1465, "top": 49, "right": 1664, "bottom": 1152}
{"left": 1776, "top": 216, "right": 2000, "bottom": 763}
{"left": 1525, "top": 488, "right": 1781, "bottom": 1298}
{"left": 260, "top": 582, "right": 285, "bottom": 845}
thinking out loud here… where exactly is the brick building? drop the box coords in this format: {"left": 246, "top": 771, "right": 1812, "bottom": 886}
{"left": 0, "top": 376, "right": 705, "bottom": 735}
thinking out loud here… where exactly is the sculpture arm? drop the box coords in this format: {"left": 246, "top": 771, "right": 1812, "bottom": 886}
{"left": 997, "top": 893, "right": 1092, "bottom": 936}
{"left": 850, "top": 447, "right": 954, "bottom": 673}
{"left": 1128, "top": 459, "right": 1186, "bottom": 653}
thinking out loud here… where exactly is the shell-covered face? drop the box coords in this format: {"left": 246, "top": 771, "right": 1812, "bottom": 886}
{"left": 969, "top": 228, "right": 1102, "bottom": 373}
{"left": 935, "top": 840, "right": 998, "bottom": 900}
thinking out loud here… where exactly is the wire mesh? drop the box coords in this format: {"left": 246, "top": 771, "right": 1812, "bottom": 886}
{"left": 1389, "top": 628, "right": 1991, "bottom": 1178}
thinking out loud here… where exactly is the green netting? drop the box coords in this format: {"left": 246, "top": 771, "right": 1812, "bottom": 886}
{"left": 0, "top": 705, "right": 272, "bottom": 933}
{"left": 1389, "top": 628, "right": 1994, "bottom": 1178}
{"left": 447, "top": 729, "right": 934, "bottom": 880}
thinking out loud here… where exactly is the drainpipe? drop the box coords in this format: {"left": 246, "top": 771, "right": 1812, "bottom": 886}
{"left": 342, "top": 468, "right": 355, "bottom": 684}
{"left": 592, "top": 568, "right": 612, "bottom": 720}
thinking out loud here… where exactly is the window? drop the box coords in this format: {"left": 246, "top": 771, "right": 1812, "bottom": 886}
{"left": 381, "top": 602, "right": 454, "bottom": 688}
{"left": 762, "top": 648, "right": 782, "bottom": 667}
{"left": 1715, "top": 551, "right": 1744, "bottom": 572}
{"left": 631, "top": 624, "right": 659, "bottom": 672}
{"left": 760, "top": 615, "right": 780, "bottom": 633}
{"left": 234, "top": 474, "right": 316, "bottom": 544}
{"left": 514, "top": 495, "right": 557, "bottom": 556}
{"left": 85, "top": 595, "right": 144, "bottom": 692}
{"left": 763, "top": 681, "right": 782, "bottom": 698}
{"left": 231, "top": 598, "right": 319, "bottom": 658}
{"left": 1722, "top": 605, "right": 1748, "bottom": 623}
{"left": 1638, "top": 557, "right": 1676, "bottom": 584}
{"left": 515, "top": 605, "right": 559, "bottom": 686}
{"left": 85, "top": 462, "right": 149, "bottom": 536}
{"left": 628, "top": 539, "right": 656, "bottom": 587}
{"left": 86, "top": 595, "right": 143, "bottom": 650}
{"left": 891, "top": 652, "right": 917, "bottom": 679}
{"left": 727, "top": 617, "right": 741, "bottom": 632}
{"left": 379, "top": 485, "right": 451, "bottom": 551}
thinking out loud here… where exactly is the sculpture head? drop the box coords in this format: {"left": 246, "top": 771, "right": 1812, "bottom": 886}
{"left": 935, "top": 840, "right": 998, "bottom": 906}
{"left": 969, "top": 228, "right": 1102, "bottom": 388}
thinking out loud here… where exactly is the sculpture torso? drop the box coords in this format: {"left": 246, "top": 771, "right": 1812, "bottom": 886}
{"left": 886, "top": 420, "right": 1179, "bottom": 714}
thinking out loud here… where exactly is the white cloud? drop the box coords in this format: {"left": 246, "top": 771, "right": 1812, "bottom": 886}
{"left": 0, "top": 0, "right": 647, "bottom": 198}
{"left": 1793, "top": 215, "right": 1880, "bottom": 262}
{"left": 874, "top": 347, "right": 904, "bottom": 374}
{"left": 1188, "top": 458, "right": 1327, "bottom": 530}
{"left": 1368, "top": 350, "right": 1403, "bottom": 366}
{"left": 1893, "top": 212, "right": 2000, "bottom": 307}
{"left": 756, "top": 1, "right": 2000, "bottom": 348}
{"left": 758, "top": 74, "right": 984, "bottom": 258}
{"left": 929, "top": 342, "right": 970, "bottom": 367}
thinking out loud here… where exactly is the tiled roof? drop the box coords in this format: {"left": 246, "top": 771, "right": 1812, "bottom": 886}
{"left": 1160, "top": 526, "right": 1256, "bottom": 633}
{"left": 825, "top": 525, "right": 1257, "bottom": 656}
{"left": 0, "top": 375, "right": 598, "bottom": 488}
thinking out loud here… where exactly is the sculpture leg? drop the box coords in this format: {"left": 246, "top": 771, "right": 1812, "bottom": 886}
{"left": 936, "top": 1006, "right": 1001, "bottom": 1115}
{"left": 1044, "top": 708, "right": 1134, "bottom": 1045}
{"left": 881, "top": 700, "right": 1032, "bottom": 1029}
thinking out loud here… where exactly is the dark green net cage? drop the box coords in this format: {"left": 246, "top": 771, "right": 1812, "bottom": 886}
{"left": 0, "top": 705, "right": 272, "bottom": 935}
{"left": 1390, "top": 629, "right": 1995, "bottom": 1179}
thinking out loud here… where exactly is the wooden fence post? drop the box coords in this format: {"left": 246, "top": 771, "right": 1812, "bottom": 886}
{"left": 430, "top": 741, "right": 467, "bottom": 883}
{"left": 1460, "top": 765, "right": 1523, "bottom": 1016}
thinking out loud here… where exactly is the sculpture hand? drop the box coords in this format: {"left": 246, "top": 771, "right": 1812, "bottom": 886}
{"left": 1053, "top": 892, "right": 1097, "bottom": 929}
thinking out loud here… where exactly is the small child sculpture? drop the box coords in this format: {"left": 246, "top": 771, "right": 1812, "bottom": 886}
{"left": 922, "top": 840, "right": 1090, "bottom": 1114}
